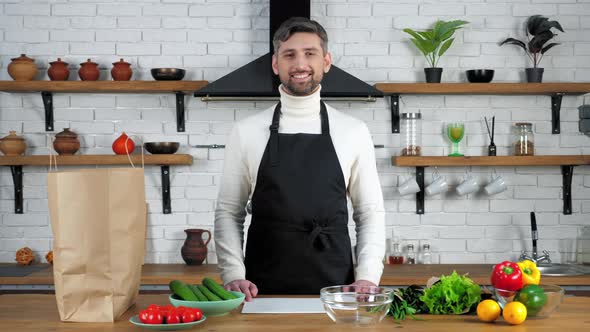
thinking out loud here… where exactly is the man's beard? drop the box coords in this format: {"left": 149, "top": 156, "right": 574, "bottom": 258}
{"left": 282, "top": 73, "right": 321, "bottom": 96}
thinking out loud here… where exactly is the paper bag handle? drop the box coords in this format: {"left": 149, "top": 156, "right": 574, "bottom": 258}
{"left": 125, "top": 135, "right": 144, "bottom": 169}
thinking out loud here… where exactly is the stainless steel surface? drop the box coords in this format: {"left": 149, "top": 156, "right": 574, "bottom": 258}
{"left": 520, "top": 211, "right": 552, "bottom": 264}
{"left": 537, "top": 264, "right": 590, "bottom": 276}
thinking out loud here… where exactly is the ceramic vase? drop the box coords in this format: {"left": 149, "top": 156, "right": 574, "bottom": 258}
{"left": 181, "top": 229, "right": 211, "bottom": 265}
{"left": 7, "top": 54, "right": 38, "bottom": 81}
{"left": 0, "top": 131, "right": 27, "bottom": 156}
{"left": 111, "top": 58, "right": 132, "bottom": 81}
{"left": 48, "top": 58, "right": 70, "bottom": 81}
{"left": 53, "top": 128, "right": 80, "bottom": 155}
{"left": 79, "top": 59, "right": 100, "bottom": 81}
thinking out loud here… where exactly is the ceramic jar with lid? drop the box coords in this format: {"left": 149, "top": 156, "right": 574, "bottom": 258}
{"left": 48, "top": 58, "right": 70, "bottom": 81}
{"left": 0, "top": 131, "right": 27, "bottom": 156}
{"left": 7, "top": 54, "right": 38, "bottom": 81}
{"left": 111, "top": 58, "right": 132, "bottom": 81}
{"left": 53, "top": 128, "right": 80, "bottom": 155}
{"left": 79, "top": 59, "right": 100, "bottom": 81}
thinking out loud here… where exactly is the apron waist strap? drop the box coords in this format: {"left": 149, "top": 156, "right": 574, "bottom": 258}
{"left": 252, "top": 217, "right": 346, "bottom": 250}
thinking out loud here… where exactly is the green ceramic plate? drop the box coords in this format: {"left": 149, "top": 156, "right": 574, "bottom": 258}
{"left": 169, "top": 291, "right": 245, "bottom": 317}
{"left": 129, "top": 315, "right": 206, "bottom": 331}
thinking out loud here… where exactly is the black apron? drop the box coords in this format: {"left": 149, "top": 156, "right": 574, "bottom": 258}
{"left": 245, "top": 101, "right": 354, "bottom": 295}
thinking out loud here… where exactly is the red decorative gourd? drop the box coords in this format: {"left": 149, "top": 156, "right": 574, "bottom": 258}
{"left": 112, "top": 132, "right": 135, "bottom": 155}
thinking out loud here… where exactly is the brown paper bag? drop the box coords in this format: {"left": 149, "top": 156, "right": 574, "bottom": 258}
{"left": 48, "top": 168, "right": 147, "bottom": 322}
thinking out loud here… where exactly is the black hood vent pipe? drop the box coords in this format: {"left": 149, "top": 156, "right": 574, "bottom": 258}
{"left": 194, "top": 0, "right": 382, "bottom": 101}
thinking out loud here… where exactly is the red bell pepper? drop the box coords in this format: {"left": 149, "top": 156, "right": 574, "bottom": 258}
{"left": 491, "top": 260, "right": 523, "bottom": 291}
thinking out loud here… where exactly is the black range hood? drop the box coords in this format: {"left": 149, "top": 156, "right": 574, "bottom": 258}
{"left": 194, "top": 0, "right": 382, "bottom": 101}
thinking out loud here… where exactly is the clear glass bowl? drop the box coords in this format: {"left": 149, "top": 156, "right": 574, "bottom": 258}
{"left": 320, "top": 285, "right": 393, "bottom": 325}
{"left": 493, "top": 284, "right": 564, "bottom": 318}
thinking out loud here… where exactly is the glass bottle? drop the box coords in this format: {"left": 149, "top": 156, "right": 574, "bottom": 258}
{"left": 401, "top": 112, "right": 422, "bottom": 156}
{"left": 406, "top": 244, "right": 416, "bottom": 264}
{"left": 420, "top": 244, "right": 432, "bottom": 264}
{"left": 513, "top": 122, "right": 534, "bottom": 156}
{"left": 384, "top": 238, "right": 391, "bottom": 264}
{"left": 388, "top": 242, "right": 404, "bottom": 264}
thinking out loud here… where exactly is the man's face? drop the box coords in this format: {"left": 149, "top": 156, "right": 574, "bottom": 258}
{"left": 272, "top": 32, "right": 332, "bottom": 96}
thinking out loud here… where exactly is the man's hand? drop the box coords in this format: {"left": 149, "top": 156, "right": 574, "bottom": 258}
{"left": 224, "top": 279, "right": 258, "bottom": 302}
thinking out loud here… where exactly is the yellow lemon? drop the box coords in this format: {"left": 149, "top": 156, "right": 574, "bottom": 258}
{"left": 477, "top": 299, "right": 501, "bottom": 322}
{"left": 503, "top": 301, "right": 527, "bottom": 325}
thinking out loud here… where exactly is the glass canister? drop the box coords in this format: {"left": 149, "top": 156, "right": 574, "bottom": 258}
{"left": 513, "top": 122, "right": 534, "bottom": 156}
{"left": 401, "top": 112, "right": 422, "bottom": 156}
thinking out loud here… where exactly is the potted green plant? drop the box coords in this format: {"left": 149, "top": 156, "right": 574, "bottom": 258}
{"left": 500, "top": 15, "right": 564, "bottom": 83}
{"left": 403, "top": 20, "right": 469, "bottom": 83}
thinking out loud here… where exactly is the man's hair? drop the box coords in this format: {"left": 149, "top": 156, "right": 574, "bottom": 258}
{"left": 272, "top": 17, "right": 328, "bottom": 55}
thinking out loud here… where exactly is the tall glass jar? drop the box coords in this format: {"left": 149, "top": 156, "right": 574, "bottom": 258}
{"left": 401, "top": 112, "right": 422, "bottom": 156}
{"left": 513, "top": 122, "right": 534, "bottom": 156}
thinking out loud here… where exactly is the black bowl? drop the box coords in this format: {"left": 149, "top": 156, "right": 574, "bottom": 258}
{"left": 144, "top": 142, "right": 180, "bottom": 154}
{"left": 151, "top": 68, "right": 186, "bottom": 81}
{"left": 466, "top": 69, "right": 494, "bottom": 83}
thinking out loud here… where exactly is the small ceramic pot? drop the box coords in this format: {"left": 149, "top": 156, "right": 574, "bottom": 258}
{"left": 79, "top": 59, "right": 100, "bottom": 81}
{"left": 0, "top": 131, "right": 27, "bottom": 156}
{"left": 111, "top": 58, "right": 132, "bottom": 81}
{"left": 7, "top": 54, "right": 38, "bottom": 81}
{"left": 53, "top": 128, "right": 80, "bottom": 155}
{"left": 48, "top": 58, "right": 70, "bottom": 81}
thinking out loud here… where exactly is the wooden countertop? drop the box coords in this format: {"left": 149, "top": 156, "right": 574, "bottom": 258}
{"left": 2, "top": 263, "right": 590, "bottom": 286}
{"left": 0, "top": 293, "right": 589, "bottom": 331}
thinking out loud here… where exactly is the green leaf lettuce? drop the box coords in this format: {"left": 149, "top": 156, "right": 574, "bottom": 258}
{"left": 419, "top": 271, "right": 481, "bottom": 315}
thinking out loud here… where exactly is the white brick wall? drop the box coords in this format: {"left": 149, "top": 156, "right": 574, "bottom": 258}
{"left": 0, "top": 0, "right": 589, "bottom": 267}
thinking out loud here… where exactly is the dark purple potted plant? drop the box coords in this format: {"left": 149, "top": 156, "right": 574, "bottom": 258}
{"left": 500, "top": 15, "right": 564, "bottom": 83}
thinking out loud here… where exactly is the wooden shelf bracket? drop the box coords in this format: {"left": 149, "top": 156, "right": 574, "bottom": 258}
{"left": 562, "top": 165, "right": 574, "bottom": 215}
{"left": 41, "top": 92, "right": 54, "bottom": 131}
{"left": 161, "top": 166, "right": 172, "bottom": 214}
{"left": 390, "top": 95, "right": 400, "bottom": 133}
{"left": 416, "top": 166, "right": 425, "bottom": 214}
{"left": 552, "top": 93, "right": 564, "bottom": 134}
{"left": 175, "top": 92, "right": 185, "bottom": 132}
{"left": 9, "top": 166, "right": 23, "bottom": 214}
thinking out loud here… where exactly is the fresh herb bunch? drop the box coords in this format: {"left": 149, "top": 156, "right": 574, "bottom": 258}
{"left": 388, "top": 285, "right": 426, "bottom": 321}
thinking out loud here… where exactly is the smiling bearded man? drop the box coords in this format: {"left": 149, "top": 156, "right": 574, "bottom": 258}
{"left": 214, "top": 17, "right": 385, "bottom": 300}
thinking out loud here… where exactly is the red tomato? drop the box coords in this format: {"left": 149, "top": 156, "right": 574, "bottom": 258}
{"left": 159, "top": 305, "right": 174, "bottom": 316}
{"left": 146, "top": 304, "right": 160, "bottom": 311}
{"left": 192, "top": 308, "right": 203, "bottom": 321}
{"left": 139, "top": 309, "right": 151, "bottom": 324}
{"left": 181, "top": 310, "right": 197, "bottom": 323}
{"left": 176, "top": 306, "right": 187, "bottom": 314}
{"left": 142, "top": 310, "right": 163, "bottom": 324}
{"left": 166, "top": 312, "right": 181, "bottom": 324}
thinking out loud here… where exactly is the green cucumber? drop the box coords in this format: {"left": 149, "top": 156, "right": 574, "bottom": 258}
{"left": 169, "top": 280, "right": 198, "bottom": 301}
{"left": 188, "top": 284, "right": 208, "bottom": 301}
{"left": 197, "top": 284, "right": 222, "bottom": 301}
{"left": 203, "top": 277, "right": 237, "bottom": 300}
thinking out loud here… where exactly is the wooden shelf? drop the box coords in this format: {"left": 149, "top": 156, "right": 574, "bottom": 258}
{"left": 393, "top": 155, "right": 590, "bottom": 167}
{"left": 0, "top": 154, "right": 193, "bottom": 166}
{"left": 0, "top": 80, "right": 208, "bottom": 93}
{"left": 374, "top": 82, "right": 590, "bottom": 95}
{"left": 392, "top": 155, "right": 589, "bottom": 216}
{"left": 374, "top": 82, "right": 590, "bottom": 134}
{"left": 2, "top": 154, "right": 193, "bottom": 215}
{"left": 0, "top": 80, "right": 209, "bottom": 132}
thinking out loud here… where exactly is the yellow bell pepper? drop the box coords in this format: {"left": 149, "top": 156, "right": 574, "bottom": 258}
{"left": 517, "top": 260, "right": 541, "bottom": 286}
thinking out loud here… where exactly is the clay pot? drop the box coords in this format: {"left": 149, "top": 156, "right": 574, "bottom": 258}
{"left": 111, "top": 58, "right": 132, "bottom": 81}
{"left": 0, "top": 131, "right": 27, "bottom": 156}
{"left": 181, "top": 229, "right": 211, "bottom": 265}
{"left": 48, "top": 58, "right": 70, "bottom": 81}
{"left": 7, "top": 54, "right": 38, "bottom": 81}
{"left": 79, "top": 59, "right": 100, "bottom": 81}
{"left": 53, "top": 128, "right": 80, "bottom": 155}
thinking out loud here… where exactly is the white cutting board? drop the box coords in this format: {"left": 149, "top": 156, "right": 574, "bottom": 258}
{"left": 241, "top": 298, "right": 326, "bottom": 314}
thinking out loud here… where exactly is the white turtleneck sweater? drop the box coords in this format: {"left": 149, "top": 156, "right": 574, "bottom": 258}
{"left": 214, "top": 85, "right": 385, "bottom": 286}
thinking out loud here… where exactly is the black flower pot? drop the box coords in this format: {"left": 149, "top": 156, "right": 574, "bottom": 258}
{"left": 525, "top": 68, "right": 544, "bottom": 83}
{"left": 424, "top": 67, "right": 443, "bottom": 83}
